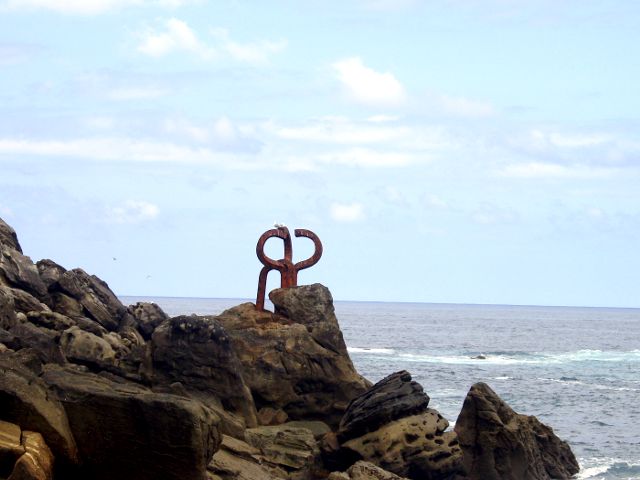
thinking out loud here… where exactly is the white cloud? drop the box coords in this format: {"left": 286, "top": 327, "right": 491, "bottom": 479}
{"left": 0, "top": 0, "right": 198, "bottom": 14}
{"left": 136, "top": 21, "right": 285, "bottom": 64}
{"left": 499, "top": 162, "right": 613, "bottom": 179}
{"left": 425, "top": 194, "right": 448, "bottom": 209}
{"left": 267, "top": 117, "right": 410, "bottom": 145}
{"left": 332, "top": 57, "right": 406, "bottom": 107}
{"left": 137, "top": 18, "right": 215, "bottom": 59}
{"left": 436, "top": 93, "right": 495, "bottom": 117}
{"left": 330, "top": 202, "right": 365, "bottom": 222}
{"left": 0, "top": 137, "right": 229, "bottom": 163}
{"left": 107, "top": 200, "right": 159, "bottom": 224}
{"left": 317, "top": 148, "right": 415, "bottom": 168}
{"left": 211, "top": 28, "right": 286, "bottom": 65}
{"left": 471, "top": 205, "right": 518, "bottom": 225}
{"left": 108, "top": 86, "right": 170, "bottom": 100}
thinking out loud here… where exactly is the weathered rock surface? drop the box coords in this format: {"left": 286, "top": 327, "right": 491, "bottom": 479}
{"left": 1, "top": 421, "right": 55, "bottom": 480}
{"left": 245, "top": 424, "right": 319, "bottom": 472}
{"left": 128, "top": 301, "right": 168, "bottom": 340}
{"left": 9, "top": 431, "right": 54, "bottom": 480}
{"left": 328, "top": 461, "right": 410, "bottom": 480}
{"left": 337, "top": 370, "right": 430, "bottom": 442}
{"left": 151, "top": 314, "right": 258, "bottom": 427}
{"left": 0, "top": 218, "right": 22, "bottom": 253}
{"left": 0, "top": 352, "right": 78, "bottom": 466}
{"left": 336, "top": 371, "right": 464, "bottom": 480}
{"left": 0, "top": 217, "right": 580, "bottom": 480}
{"left": 208, "top": 434, "right": 288, "bottom": 480}
{"left": 43, "top": 365, "right": 221, "bottom": 480}
{"left": 216, "top": 284, "right": 370, "bottom": 428}
{"left": 454, "top": 382, "right": 580, "bottom": 480}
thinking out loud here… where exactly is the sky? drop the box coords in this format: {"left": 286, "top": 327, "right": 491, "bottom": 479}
{"left": 0, "top": 0, "right": 639, "bottom": 308}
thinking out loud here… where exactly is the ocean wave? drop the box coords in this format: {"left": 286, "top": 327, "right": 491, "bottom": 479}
{"left": 374, "top": 349, "right": 640, "bottom": 366}
{"left": 347, "top": 347, "right": 395, "bottom": 354}
{"left": 576, "top": 457, "right": 640, "bottom": 479}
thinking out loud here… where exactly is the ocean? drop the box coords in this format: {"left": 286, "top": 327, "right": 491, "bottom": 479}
{"left": 120, "top": 296, "right": 640, "bottom": 480}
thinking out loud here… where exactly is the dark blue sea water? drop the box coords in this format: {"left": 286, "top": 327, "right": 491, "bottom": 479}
{"left": 120, "top": 296, "right": 640, "bottom": 480}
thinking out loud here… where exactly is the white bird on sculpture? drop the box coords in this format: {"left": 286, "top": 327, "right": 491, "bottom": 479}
{"left": 274, "top": 222, "right": 287, "bottom": 228}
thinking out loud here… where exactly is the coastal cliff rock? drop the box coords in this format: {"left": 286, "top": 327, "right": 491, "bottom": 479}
{"left": 0, "top": 420, "right": 55, "bottom": 480}
{"left": 151, "top": 314, "right": 258, "bottom": 428}
{"left": 334, "top": 371, "right": 464, "bottom": 480}
{"left": 0, "top": 217, "right": 580, "bottom": 480}
{"left": 43, "top": 365, "right": 220, "bottom": 480}
{"left": 454, "top": 382, "right": 579, "bottom": 480}
{"left": 216, "top": 284, "right": 370, "bottom": 428}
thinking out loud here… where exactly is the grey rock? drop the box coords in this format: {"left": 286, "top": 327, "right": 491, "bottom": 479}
{"left": 338, "top": 370, "right": 430, "bottom": 443}
{"left": 43, "top": 365, "right": 220, "bottom": 480}
{"left": 128, "top": 302, "right": 168, "bottom": 340}
{"left": 54, "top": 269, "right": 125, "bottom": 331}
{"left": 0, "top": 218, "right": 22, "bottom": 253}
{"left": 455, "top": 382, "right": 579, "bottom": 480}
{"left": 0, "top": 352, "right": 78, "bottom": 467}
{"left": 152, "top": 315, "right": 257, "bottom": 427}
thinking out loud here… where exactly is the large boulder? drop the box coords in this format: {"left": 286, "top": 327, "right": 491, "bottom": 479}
{"left": 128, "top": 302, "right": 168, "bottom": 340}
{"left": 151, "top": 315, "right": 258, "bottom": 427}
{"left": 51, "top": 269, "right": 125, "bottom": 331}
{"left": 335, "top": 371, "right": 464, "bottom": 480}
{"left": 0, "top": 218, "right": 22, "bottom": 253}
{"left": 454, "top": 382, "right": 579, "bottom": 480}
{"left": 216, "top": 284, "right": 370, "bottom": 428}
{"left": 42, "top": 365, "right": 221, "bottom": 480}
{"left": 0, "top": 352, "right": 78, "bottom": 467}
{"left": 0, "top": 243, "right": 47, "bottom": 300}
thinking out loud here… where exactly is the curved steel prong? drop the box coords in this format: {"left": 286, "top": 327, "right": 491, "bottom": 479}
{"left": 294, "top": 229, "right": 323, "bottom": 271}
{"left": 256, "top": 227, "right": 291, "bottom": 270}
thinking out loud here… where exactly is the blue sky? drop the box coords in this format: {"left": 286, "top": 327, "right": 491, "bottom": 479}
{"left": 1, "top": 0, "right": 639, "bottom": 307}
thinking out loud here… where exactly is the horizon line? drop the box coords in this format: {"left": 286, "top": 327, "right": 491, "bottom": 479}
{"left": 116, "top": 294, "right": 640, "bottom": 311}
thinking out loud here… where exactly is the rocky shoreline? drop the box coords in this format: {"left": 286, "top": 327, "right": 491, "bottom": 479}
{"left": 0, "top": 217, "right": 579, "bottom": 480}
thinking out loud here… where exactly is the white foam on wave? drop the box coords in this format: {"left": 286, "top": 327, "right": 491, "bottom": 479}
{"left": 386, "top": 349, "right": 640, "bottom": 366}
{"left": 348, "top": 347, "right": 395, "bottom": 354}
{"left": 575, "top": 457, "right": 640, "bottom": 479}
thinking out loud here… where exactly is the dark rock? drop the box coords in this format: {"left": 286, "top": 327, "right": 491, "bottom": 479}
{"left": 6, "top": 323, "right": 65, "bottom": 365}
{"left": 26, "top": 311, "right": 75, "bottom": 332}
{"left": 0, "top": 218, "right": 22, "bottom": 253}
{"left": 216, "top": 285, "right": 370, "bottom": 428}
{"left": 42, "top": 365, "right": 220, "bottom": 480}
{"left": 0, "top": 287, "right": 17, "bottom": 330}
{"left": 36, "top": 259, "right": 66, "bottom": 291}
{"left": 257, "top": 406, "right": 289, "bottom": 426}
{"left": 6, "top": 288, "right": 49, "bottom": 315}
{"left": 0, "top": 246, "right": 47, "bottom": 300}
{"left": 59, "top": 326, "right": 116, "bottom": 370}
{"left": 53, "top": 269, "right": 125, "bottom": 331}
{"left": 335, "top": 372, "right": 464, "bottom": 480}
{"left": 151, "top": 315, "right": 258, "bottom": 427}
{"left": 0, "top": 352, "right": 78, "bottom": 467}
{"left": 454, "top": 382, "right": 579, "bottom": 480}
{"left": 128, "top": 302, "right": 169, "bottom": 340}
{"left": 337, "top": 371, "right": 430, "bottom": 442}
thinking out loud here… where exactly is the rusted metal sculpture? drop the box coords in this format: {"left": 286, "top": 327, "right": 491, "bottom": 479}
{"left": 255, "top": 226, "right": 323, "bottom": 311}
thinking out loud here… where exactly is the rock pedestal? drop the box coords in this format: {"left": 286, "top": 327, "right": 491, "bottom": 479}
{"left": 216, "top": 284, "right": 370, "bottom": 428}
